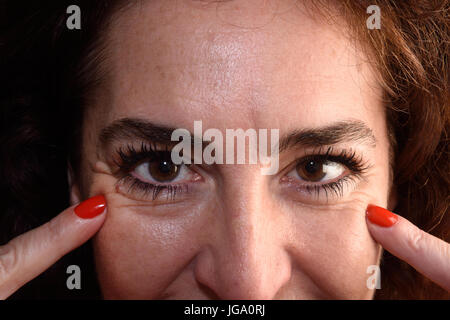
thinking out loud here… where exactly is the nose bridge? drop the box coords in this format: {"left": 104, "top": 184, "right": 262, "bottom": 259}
{"left": 224, "top": 173, "right": 266, "bottom": 269}
{"left": 195, "top": 167, "right": 291, "bottom": 299}
{"left": 221, "top": 166, "right": 268, "bottom": 243}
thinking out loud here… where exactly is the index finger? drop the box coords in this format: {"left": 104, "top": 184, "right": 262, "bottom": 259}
{"left": 0, "top": 195, "right": 107, "bottom": 299}
{"left": 366, "top": 204, "right": 450, "bottom": 292}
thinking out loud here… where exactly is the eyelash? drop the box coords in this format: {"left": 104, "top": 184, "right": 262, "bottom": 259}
{"left": 117, "top": 174, "right": 187, "bottom": 201}
{"left": 113, "top": 143, "right": 370, "bottom": 201}
{"left": 288, "top": 146, "right": 370, "bottom": 200}
{"left": 114, "top": 142, "right": 188, "bottom": 201}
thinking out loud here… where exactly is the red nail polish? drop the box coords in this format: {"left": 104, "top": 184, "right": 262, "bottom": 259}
{"left": 366, "top": 204, "right": 398, "bottom": 227}
{"left": 74, "top": 195, "right": 106, "bottom": 219}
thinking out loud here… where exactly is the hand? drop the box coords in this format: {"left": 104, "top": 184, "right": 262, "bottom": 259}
{"left": 366, "top": 204, "right": 450, "bottom": 292}
{"left": 0, "top": 195, "right": 107, "bottom": 299}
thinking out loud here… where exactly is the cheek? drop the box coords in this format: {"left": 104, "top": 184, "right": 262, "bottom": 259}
{"left": 89, "top": 174, "right": 212, "bottom": 299}
{"left": 286, "top": 195, "right": 383, "bottom": 299}
{"left": 93, "top": 204, "right": 209, "bottom": 299}
{"left": 86, "top": 168, "right": 389, "bottom": 299}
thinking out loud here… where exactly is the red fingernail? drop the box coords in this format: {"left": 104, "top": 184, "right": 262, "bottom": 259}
{"left": 366, "top": 204, "right": 398, "bottom": 227}
{"left": 74, "top": 195, "right": 106, "bottom": 219}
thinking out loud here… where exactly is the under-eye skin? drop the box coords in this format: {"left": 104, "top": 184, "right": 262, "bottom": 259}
{"left": 280, "top": 147, "right": 371, "bottom": 203}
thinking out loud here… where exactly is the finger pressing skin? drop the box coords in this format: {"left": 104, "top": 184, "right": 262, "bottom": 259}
{"left": 366, "top": 204, "right": 450, "bottom": 292}
{"left": 0, "top": 195, "right": 107, "bottom": 299}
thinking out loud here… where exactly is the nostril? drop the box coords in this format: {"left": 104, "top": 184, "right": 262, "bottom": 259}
{"left": 194, "top": 247, "right": 221, "bottom": 297}
{"left": 197, "top": 281, "right": 221, "bottom": 300}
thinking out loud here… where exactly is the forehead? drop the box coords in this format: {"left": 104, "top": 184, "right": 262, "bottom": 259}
{"left": 99, "top": 0, "right": 382, "bottom": 132}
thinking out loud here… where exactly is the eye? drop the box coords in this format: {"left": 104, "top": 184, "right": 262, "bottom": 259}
{"left": 288, "top": 158, "right": 346, "bottom": 183}
{"left": 133, "top": 155, "right": 189, "bottom": 184}
{"left": 113, "top": 143, "right": 205, "bottom": 202}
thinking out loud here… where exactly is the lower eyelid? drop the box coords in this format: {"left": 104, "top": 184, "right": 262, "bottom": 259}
{"left": 115, "top": 172, "right": 203, "bottom": 203}
{"left": 280, "top": 174, "right": 361, "bottom": 203}
{"left": 117, "top": 177, "right": 184, "bottom": 201}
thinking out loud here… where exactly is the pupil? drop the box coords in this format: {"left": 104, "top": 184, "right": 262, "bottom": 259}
{"left": 158, "top": 161, "right": 172, "bottom": 174}
{"left": 305, "top": 161, "right": 319, "bottom": 174}
{"left": 296, "top": 159, "right": 326, "bottom": 182}
{"left": 148, "top": 157, "right": 179, "bottom": 182}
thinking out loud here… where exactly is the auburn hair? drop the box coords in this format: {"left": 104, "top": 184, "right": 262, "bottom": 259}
{"left": 336, "top": 0, "right": 449, "bottom": 299}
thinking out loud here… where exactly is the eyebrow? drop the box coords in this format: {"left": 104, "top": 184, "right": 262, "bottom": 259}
{"left": 99, "top": 118, "right": 177, "bottom": 147}
{"left": 99, "top": 118, "right": 376, "bottom": 151}
{"left": 278, "top": 120, "right": 376, "bottom": 152}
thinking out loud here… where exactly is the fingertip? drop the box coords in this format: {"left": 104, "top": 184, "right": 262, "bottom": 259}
{"left": 74, "top": 195, "right": 107, "bottom": 219}
{"left": 366, "top": 204, "right": 398, "bottom": 228}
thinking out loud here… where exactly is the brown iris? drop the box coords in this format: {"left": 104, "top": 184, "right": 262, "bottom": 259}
{"left": 296, "top": 159, "right": 327, "bottom": 182}
{"left": 147, "top": 157, "right": 179, "bottom": 182}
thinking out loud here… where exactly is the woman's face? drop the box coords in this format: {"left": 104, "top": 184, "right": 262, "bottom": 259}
{"left": 72, "top": 0, "right": 393, "bottom": 299}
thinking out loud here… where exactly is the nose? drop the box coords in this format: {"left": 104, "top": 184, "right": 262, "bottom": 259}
{"left": 194, "top": 169, "right": 292, "bottom": 299}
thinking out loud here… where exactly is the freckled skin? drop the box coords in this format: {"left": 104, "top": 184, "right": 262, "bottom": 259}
{"left": 73, "top": 0, "right": 393, "bottom": 299}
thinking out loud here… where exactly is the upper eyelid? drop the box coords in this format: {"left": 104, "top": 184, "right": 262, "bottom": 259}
{"left": 113, "top": 142, "right": 371, "bottom": 176}
{"left": 278, "top": 147, "right": 369, "bottom": 175}
{"left": 133, "top": 161, "right": 192, "bottom": 182}
{"left": 114, "top": 144, "right": 171, "bottom": 167}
